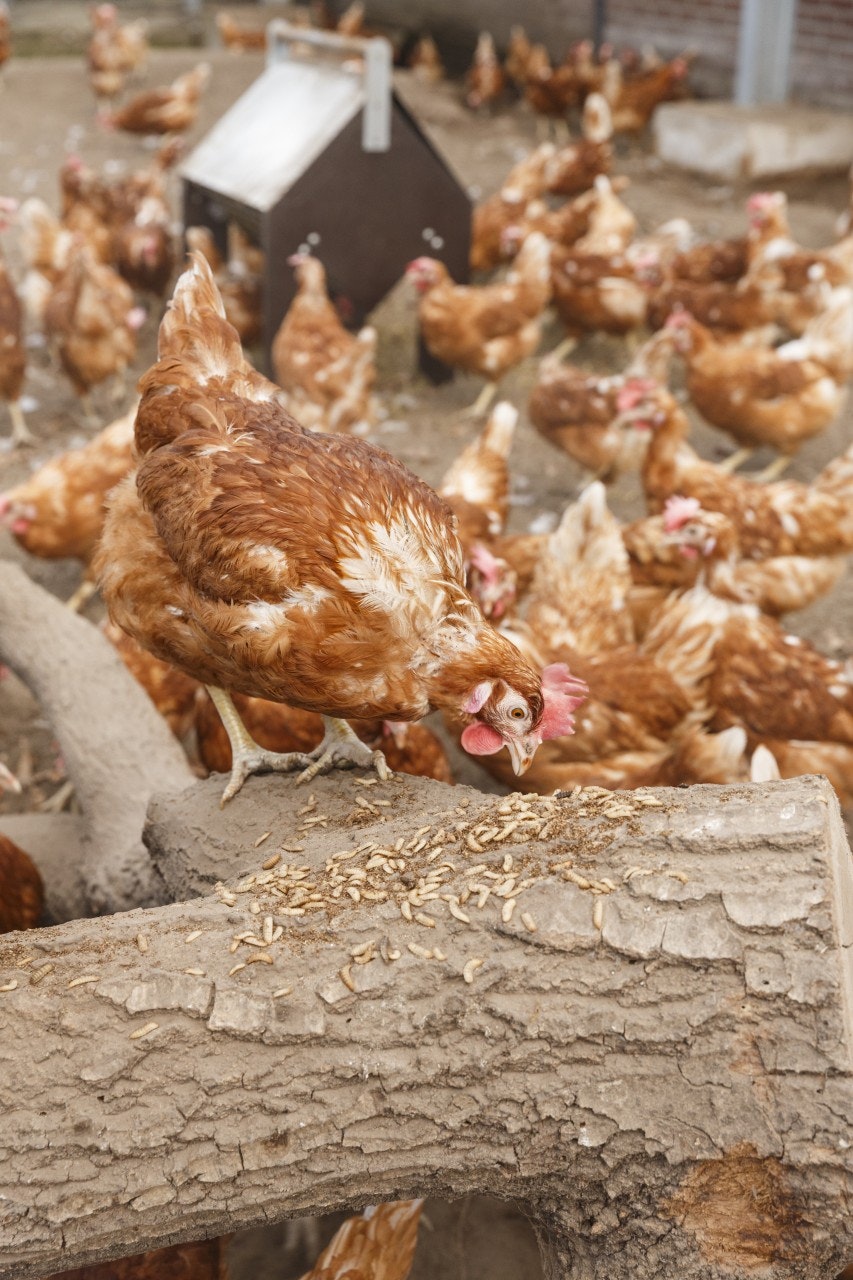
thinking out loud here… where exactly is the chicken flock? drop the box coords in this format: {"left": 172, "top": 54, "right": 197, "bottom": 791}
{"left": 1, "top": 8, "right": 853, "bottom": 1280}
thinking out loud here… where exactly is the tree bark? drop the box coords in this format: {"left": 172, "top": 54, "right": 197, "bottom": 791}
{"left": 0, "top": 561, "right": 196, "bottom": 914}
{"left": 0, "top": 772, "right": 850, "bottom": 1280}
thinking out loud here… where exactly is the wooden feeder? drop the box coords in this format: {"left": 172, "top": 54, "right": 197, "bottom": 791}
{"left": 181, "top": 21, "right": 471, "bottom": 373}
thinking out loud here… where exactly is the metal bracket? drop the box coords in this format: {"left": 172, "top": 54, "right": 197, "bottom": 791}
{"left": 266, "top": 19, "right": 392, "bottom": 153}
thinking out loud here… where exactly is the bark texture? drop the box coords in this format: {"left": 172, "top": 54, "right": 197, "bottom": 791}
{"left": 0, "top": 561, "right": 196, "bottom": 914}
{"left": 0, "top": 772, "right": 851, "bottom": 1280}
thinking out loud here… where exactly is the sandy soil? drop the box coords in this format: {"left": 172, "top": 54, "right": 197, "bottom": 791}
{"left": 0, "top": 40, "right": 851, "bottom": 1280}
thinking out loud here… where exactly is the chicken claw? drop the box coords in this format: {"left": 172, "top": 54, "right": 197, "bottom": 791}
{"left": 207, "top": 691, "right": 390, "bottom": 803}
{"left": 207, "top": 685, "right": 311, "bottom": 805}
{"left": 296, "top": 716, "right": 391, "bottom": 785}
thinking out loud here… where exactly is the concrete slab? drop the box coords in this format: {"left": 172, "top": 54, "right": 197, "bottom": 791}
{"left": 654, "top": 101, "right": 853, "bottom": 181}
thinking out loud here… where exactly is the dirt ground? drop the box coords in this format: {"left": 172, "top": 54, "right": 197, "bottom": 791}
{"left": 0, "top": 30, "right": 851, "bottom": 1280}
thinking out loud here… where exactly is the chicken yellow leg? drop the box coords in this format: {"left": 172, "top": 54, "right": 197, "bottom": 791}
{"left": 207, "top": 685, "right": 313, "bottom": 805}
{"left": 717, "top": 446, "right": 754, "bottom": 474}
{"left": 8, "top": 401, "right": 34, "bottom": 447}
{"left": 462, "top": 381, "right": 498, "bottom": 418}
{"left": 297, "top": 716, "right": 391, "bottom": 785}
{"left": 207, "top": 690, "right": 391, "bottom": 804}
{"left": 756, "top": 454, "right": 792, "bottom": 483}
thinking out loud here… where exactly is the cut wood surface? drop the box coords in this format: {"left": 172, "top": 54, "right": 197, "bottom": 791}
{"left": 1, "top": 772, "right": 851, "bottom": 1280}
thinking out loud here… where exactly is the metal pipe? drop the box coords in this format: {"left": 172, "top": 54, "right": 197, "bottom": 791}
{"left": 592, "top": 0, "right": 608, "bottom": 52}
{"left": 734, "top": 0, "right": 799, "bottom": 105}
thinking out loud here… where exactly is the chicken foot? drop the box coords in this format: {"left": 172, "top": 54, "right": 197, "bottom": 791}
{"left": 296, "top": 715, "right": 391, "bottom": 786}
{"left": 717, "top": 446, "right": 754, "bottom": 474}
{"left": 462, "top": 382, "right": 498, "bottom": 418}
{"left": 207, "top": 685, "right": 313, "bottom": 805}
{"left": 207, "top": 691, "right": 390, "bottom": 804}
{"left": 8, "top": 401, "right": 34, "bottom": 447}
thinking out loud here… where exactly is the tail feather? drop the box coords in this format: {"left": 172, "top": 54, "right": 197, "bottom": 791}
{"left": 439, "top": 401, "right": 517, "bottom": 533}
{"left": 136, "top": 251, "right": 282, "bottom": 454}
{"left": 149, "top": 250, "right": 264, "bottom": 391}
{"left": 301, "top": 1199, "right": 423, "bottom": 1280}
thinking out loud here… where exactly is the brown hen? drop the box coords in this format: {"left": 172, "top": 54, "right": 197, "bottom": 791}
{"left": 0, "top": 765, "right": 44, "bottom": 933}
{"left": 622, "top": 380, "right": 853, "bottom": 560}
{"left": 407, "top": 232, "right": 551, "bottom": 415}
{"left": 0, "top": 220, "right": 29, "bottom": 446}
{"left": 298, "top": 1199, "right": 423, "bottom": 1280}
{"left": 96, "top": 253, "right": 583, "bottom": 801}
{"left": 0, "top": 405, "right": 136, "bottom": 607}
{"left": 104, "top": 63, "right": 211, "bottom": 135}
{"left": 45, "top": 1238, "right": 228, "bottom": 1280}
{"left": 272, "top": 253, "right": 377, "bottom": 434}
{"left": 44, "top": 249, "right": 145, "bottom": 414}
{"left": 665, "top": 308, "right": 848, "bottom": 468}
{"left": 465, "top": 32, "right": 506, "bottom": 110}
{"left": 438, "top": 401, "right": 516, "bottom": 551}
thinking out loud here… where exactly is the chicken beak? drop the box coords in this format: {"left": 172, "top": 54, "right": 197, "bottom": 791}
{"left": 506, "top": 735, "right": 539, "bottom": 777}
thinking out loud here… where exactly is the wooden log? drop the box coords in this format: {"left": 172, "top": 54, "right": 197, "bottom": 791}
{"left": 0, "top": 561, "right": 196, "bottom": 914}
{"left": 0, "top": 771, "right": 851, "bottom": 1280}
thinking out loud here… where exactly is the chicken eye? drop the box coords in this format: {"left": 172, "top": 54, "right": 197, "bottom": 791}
{"left": 509, "top": 706, "right": 526, "bottom": 720}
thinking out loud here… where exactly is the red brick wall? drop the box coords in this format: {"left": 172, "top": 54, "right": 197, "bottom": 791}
{"left": 604, "top": 0, "right": 853, "bottom": 108}
{"left": 790, "top": 0, "right": 853, "bottom": 109}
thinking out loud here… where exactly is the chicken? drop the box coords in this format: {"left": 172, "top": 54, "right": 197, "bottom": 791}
{"left": 96, "top": 252, "right": 585, "bottom": 802}
{"left": 44, "top": 248, "right": 145, "bottom": 416}
{"left": 60, "top": 143, "right": 180, "bottom": 242}
{"left": 407, "top": 231, "right": 552, "bottom": 415}
{"left": 88, "top": 3, "right": 149, "bottom": 103}
{"left": 639, "top": 580, "right": 853, "bottom": 785}
{"left": 438, "top": 401, "right": 516, "bottom": 551}
{"left": 709, "top": 610, "right": 853, "bottom": 747}
{"left": 45, "top": 1238, "right": 229, "bottom": 1280}
{"left": 665, "top": 308, "right": 849, "bottom": 472}
{"left": 527, "top": 329, "right": 674, "bottom": 476}
{"left": 0, "top": 1, "right": 11, "bottom": 78}
{"left": 408, "top": 34, "right": 443, "bottom": 84}
{"left": 519, "top": 482, "right": 635, "bottom": 658}
{"left": 0, "top": 203, "right": 30, "bottom": 446}
{"left": 621, "top": 379, "right": 853, "bottom": 560}
{"left": 522, "top": 44, "right": 583, "bottom": 130}
{"left": 744, "top": 190, "right": 853, "bottom": 292}
{"left": 16, "top": 196, "right": 77, "bottom": 329}
{"left": 460, "top": 486, "right": 711, "bottom": 794}
{"left": 498, "top": 176, "right": 633, "bottom": 264}
{"left": 551, "top": 246, "right": 653, "bottom": 338}
{"left": 195, "top": 691, "right": 453, "bottom": 784}
{"left": 571, "top": 174, "right": 638, "bottom": 255}
{"left": 504, "top": 25, "right": 534, "bottom": 88}
{"left": 336, "top": 1, "right": 367, "bottom": 38}
{"left": 543, "top": 93, "right": 613, "bottom": 196}
{"left": 216, "top": 11, "right": 267, "bottom": 52}
{"left": 272, "top": 253, "right": 378, "bottom": 435}
{"left": 669, "top": 234, "right": 748, "bottom": 285}
{"left": 0, "top": 765, "right": 44, "bottom": 934}
{"left": 469, "top": 143, "right": 554, "bottom": 273}
{"left": 0, "top": 405, "right": 136, "bottom": 608}
{"left": 112, "top": 196, "right": 175, "bottom": 296}
{"left": 465, "top": 33, "right": 506, "bottom": 110}
{"left": 622, "top": 494, "right": 846, "bottom": 629}
{"left": 601, "top": 53, "right": 691, "bottom": 133}
{"left": 646, "top": 276, "right": 780, "bottom": 337}
{"left": 297, "top": 1200, "right": 423, "bottom": 1280}
{"left": 184, "top": 225, "right": 263, "bottom": 346}
{"left": 103, "top": 619, "right": 201, "bottom": 740}
{"left": 103, "top": 63, "right": 211, "bottom": 135}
